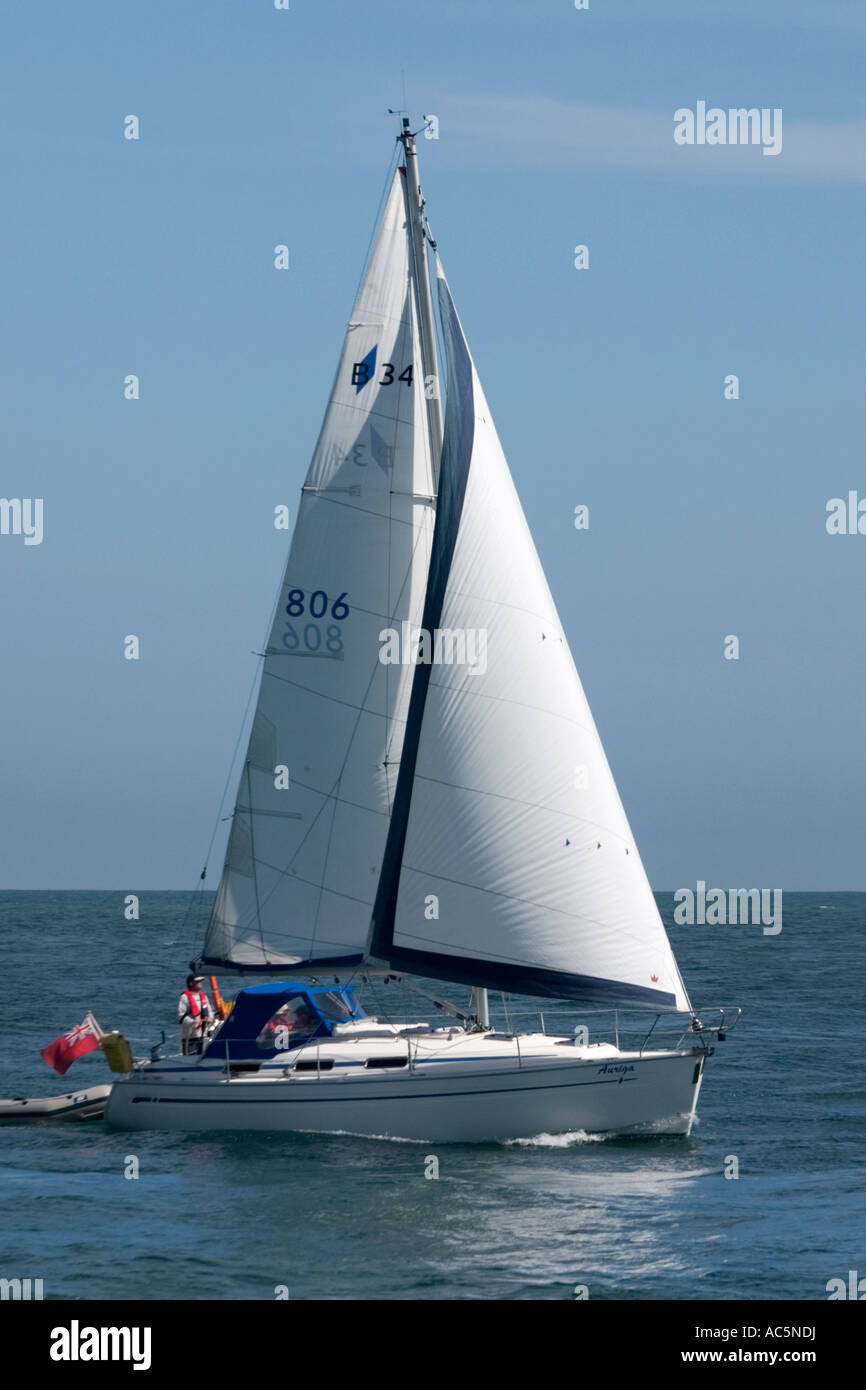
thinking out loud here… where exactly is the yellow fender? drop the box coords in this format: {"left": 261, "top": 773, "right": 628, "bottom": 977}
{"left": 99, "top": 1032, "right": 134, "bottom": 1074}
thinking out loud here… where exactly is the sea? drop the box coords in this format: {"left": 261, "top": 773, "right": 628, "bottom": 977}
{"left": 1, "top": 890, "right": 863, "bottom": 1302}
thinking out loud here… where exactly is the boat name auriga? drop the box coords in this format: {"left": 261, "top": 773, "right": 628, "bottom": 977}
{"left": 105, "top": 118, "right": 736, "bottom": 1142}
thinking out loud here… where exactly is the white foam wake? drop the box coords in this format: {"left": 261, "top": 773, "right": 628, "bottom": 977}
{"left": 504, "top": 1129, "right": 607, "bottom": 1148}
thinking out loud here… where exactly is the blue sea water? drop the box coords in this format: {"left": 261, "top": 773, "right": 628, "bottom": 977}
{"left": 0, "top": 890, "right": 863, "bottom": 1301}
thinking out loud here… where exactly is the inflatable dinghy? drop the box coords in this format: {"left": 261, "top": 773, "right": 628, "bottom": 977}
{"left": 0, "top": 1084, "right": 112, "bottom": 1123}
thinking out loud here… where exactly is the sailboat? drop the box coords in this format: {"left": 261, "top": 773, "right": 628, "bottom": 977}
{"left": 105, "top": 120, "right": 735, "bottom": 1141}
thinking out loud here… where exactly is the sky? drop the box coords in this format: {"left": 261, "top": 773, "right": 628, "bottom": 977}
{"left": 1, "top": 0, "right": 863, "bottom": 891}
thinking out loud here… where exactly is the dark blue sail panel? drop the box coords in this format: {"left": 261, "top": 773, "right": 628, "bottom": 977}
{"left": 199, "top": 953, "right": 365, "bottom": 975}
{"left": 362, "top": 947, "right": 679, "bottom": 1009}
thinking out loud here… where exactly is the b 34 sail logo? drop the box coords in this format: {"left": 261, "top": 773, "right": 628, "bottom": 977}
{"left": 351, "top": 345, "right": 413, "bottom": 392}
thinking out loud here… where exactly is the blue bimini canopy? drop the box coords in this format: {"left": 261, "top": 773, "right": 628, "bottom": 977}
{"left": 208, "top": 982, "right": 363, "bottom": 1062}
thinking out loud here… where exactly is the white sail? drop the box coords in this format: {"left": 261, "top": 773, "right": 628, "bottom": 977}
{"left": 370, "top": 264, "right": 690, "bottom": 1010}
{"left": 203, "top": 171, "right": 436, "bottom": 969}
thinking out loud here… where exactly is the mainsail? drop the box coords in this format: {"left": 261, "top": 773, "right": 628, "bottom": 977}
{"left": 368, "top": 261, "right": 690, "bottom": 1010}
{"left": 202, "top": 170, "right": 435, "bottom": 968}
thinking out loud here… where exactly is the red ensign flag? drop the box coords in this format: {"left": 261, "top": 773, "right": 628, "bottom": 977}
{"left": 41, "top": 1017, "right": 101, "bottom": 1076}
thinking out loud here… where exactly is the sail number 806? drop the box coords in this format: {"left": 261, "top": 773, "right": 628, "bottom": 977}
{"left": 285, "top": 589, "right": 349, "bottom": 620}
{"left": 283, "top": 589, "right": 348, "bottom": 655}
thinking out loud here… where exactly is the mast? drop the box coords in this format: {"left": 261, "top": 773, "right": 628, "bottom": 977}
{"left": 399, "top": 117, "right": 444, "bottom": 484}
{"left": 470, "top": 987, "right": 490, "bottom": 1029}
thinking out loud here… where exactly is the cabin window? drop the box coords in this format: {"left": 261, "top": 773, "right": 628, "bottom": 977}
{"left": 313, "top": 990, "right": 358, "bottom": 1021}
{"left": 293, "top": 1058, "right": 334, "bottom": 1073}
{"left": 364, "top": 1056, "right": 407, "bottom": 1069}
{"left": 256, "top": 997, "right": 319, "bottom": 1051}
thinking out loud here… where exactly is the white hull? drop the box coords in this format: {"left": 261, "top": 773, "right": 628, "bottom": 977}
{"left": 105, "top": 1032, "right": 707, "bottom": 1142}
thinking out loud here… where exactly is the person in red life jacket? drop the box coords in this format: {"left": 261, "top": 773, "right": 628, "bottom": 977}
{"left": 178, "top": 974, "right": 214, "bottom": 1055}
{"left": 255, "top": 1002, "right": 319, "bottom": 1050}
